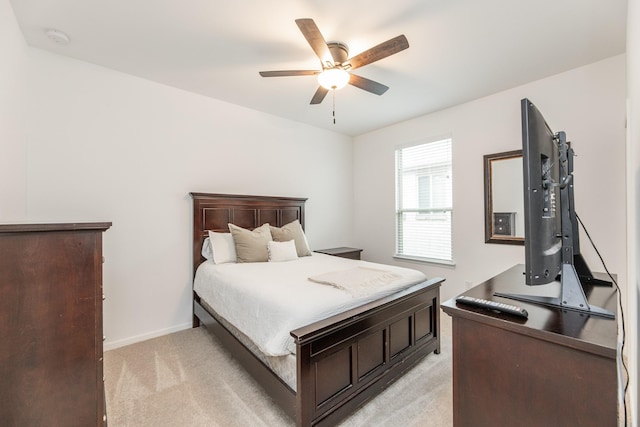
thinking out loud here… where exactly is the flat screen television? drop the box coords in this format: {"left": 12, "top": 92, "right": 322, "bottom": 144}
{"left": 495, "top": 98, "right": 614, "bottom": 319}
{"left": 521, "top": 98, "right": 562, "bottom": 285}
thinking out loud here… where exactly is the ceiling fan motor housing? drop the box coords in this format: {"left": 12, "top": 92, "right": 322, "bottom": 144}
{"left": 327, "top": 42, "right": 349, "bottom": 67}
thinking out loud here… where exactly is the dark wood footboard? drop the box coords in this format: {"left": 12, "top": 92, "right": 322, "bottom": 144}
{"left": 292, "top": 278, "right": 442, "bottom": 427}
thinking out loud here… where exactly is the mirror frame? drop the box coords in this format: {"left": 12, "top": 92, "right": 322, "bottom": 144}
{"left": 483, "top": 149, "right": 524, "bottom": 245}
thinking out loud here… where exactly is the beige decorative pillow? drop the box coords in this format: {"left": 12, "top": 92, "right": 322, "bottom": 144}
{"left": 228, "top": 223, "right": 273, "bottom": 263}
{"left": 270, "top": 220, "right": 312, "bottom": 257}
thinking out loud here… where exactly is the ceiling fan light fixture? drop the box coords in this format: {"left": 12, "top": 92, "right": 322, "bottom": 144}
{"left": 318, "top": 68, "right": 350, "bottom": 90}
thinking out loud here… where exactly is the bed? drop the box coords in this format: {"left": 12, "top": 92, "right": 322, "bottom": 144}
{"left": 191, "top": 192, "right": 444, "bottom": 427}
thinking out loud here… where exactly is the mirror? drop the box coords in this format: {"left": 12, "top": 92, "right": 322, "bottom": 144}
{"left": 483, "top": 150, "right": 524, "bottom": 245}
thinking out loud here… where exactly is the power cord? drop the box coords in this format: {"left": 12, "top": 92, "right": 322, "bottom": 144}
{"left": 576, "top": 213, "right": 629, "bottom": 426}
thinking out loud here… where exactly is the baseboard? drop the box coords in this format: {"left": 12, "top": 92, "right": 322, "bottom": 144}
{"left": 104, "top": 322, "right": 193, "bottom": 351}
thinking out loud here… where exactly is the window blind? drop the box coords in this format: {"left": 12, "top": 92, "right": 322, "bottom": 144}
{"left": 395, "top": 138, "right": 453, "bottom": 263}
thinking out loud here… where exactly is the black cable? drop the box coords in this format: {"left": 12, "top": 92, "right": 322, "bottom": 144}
{"left": 576, "top": 213, "right": 629, "bottom": 426}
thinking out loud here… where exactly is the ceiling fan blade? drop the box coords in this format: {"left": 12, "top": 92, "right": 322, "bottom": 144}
{"left": 310, "top": 86, "right": 329, "bottom": 104}
{"left": 259, "top": 70, "right": 320, "bottom": 77}
{"left": 347, "top": 35, "right": 409, "bottom": 70}
{"left": 295, "top": 18, "right": 332, "bottom": 64}
{"left": 349, "top": 74, "right": 389, "bottom": 95}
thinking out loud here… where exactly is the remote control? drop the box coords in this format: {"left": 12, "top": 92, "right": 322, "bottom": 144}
{"left": 456, "top": 295, "right": 528, "bottom": 318}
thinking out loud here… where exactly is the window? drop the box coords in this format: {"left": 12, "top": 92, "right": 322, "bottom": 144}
{"left": 395, "top": 138, "right": 453, "bottom": 264}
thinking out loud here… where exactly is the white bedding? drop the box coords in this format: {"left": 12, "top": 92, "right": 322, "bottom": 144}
{"left": 308, "top": 266, "right": 401, "bottom": 297}
{"left": 193, "top": 253, "right": 427, "bottom": 357}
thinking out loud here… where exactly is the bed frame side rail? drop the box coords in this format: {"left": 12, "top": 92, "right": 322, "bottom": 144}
{"left": 193, "top": 295, "right": 297, "bottom": 419}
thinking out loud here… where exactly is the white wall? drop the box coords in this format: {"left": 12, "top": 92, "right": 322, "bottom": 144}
{"left": 0, "top": 0, "right": 28, "bottom": 219}
{"left": 23, "top": 49, "right": 353, "bottom": 349}
{"left": 353, "top": 55, "right": 627, "bottom": 304}
{"left": 626, "top": 0, "right": 639, "bottom": 424}
{"left": 0, "top": 0, "right": 354, "bottom": 348}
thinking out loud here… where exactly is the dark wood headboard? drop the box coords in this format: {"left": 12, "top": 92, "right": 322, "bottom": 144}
{"left": 190, "top": 193, "right": 307, "bottom": 277}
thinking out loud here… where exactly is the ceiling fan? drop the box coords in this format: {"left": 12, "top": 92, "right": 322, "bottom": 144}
{"left": 259, "top": 18, "right": 409, "bottom": 105}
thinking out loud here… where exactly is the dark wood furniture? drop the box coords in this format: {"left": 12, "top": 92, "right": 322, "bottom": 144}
{"left": 0, "top": 222, "right": 111, "bottom": 426}
{"left": 191, "top": 193, "right": 444, "bottom": 427}
{"left": 441, "top": 264, "right": 618, "bottom": 427}
{"left": 314, "top": 246, "right": 363, "bottom": 260}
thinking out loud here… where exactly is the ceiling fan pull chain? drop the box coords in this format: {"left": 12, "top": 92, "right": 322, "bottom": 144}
{"left": 332, "top": 90, "right": 336, "bottom": 124}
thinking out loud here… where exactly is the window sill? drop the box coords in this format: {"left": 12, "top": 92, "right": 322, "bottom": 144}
{"left": 393, "top": 254, "right": 456, "bottom": 267}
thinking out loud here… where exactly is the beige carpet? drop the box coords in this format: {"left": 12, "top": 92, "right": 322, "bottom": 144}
{"left": 104, "top": 312, "right": 453, "bottom": 427}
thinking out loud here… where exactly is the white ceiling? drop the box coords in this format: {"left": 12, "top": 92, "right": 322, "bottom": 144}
{"left": 10, "top": 0, "right": 627, "bottom": 136}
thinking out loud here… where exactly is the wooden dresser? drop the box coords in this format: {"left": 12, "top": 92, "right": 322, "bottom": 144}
{"left": 442, "top": 265, "right": 618, "bottom": 427}
{"left": 0, "top": 222, "right": 111, "bottom": 426}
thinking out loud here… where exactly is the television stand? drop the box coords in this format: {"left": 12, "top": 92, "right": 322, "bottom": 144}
{"left": 442, "top": 265, "right": 618, "bottom": 427}
{"left": 574, "top": 252, "right": 613, "bottom": 287}
{"left": 495, "top": 262, "right": 615, "bottom": 319}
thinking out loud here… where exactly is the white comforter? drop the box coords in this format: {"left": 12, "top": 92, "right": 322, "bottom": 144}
{"left": 193, "top": 253, "right": 427, "bottom": 356}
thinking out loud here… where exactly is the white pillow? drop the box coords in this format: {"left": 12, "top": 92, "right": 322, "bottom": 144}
{"left": 208, "top": 231, "right": 237, "bottom": 264}
{"left": 201, "top": 237, "right": 213, "bottom": 260}
{"left": 269, "top": 220, "right": 312, "bottom": 257}
{"left": 267, "top": 240, "right": 299, "bottom": 262}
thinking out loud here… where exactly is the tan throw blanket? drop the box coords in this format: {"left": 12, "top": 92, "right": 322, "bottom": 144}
{"left": 308, "top": 267, "right": 400, "bottom": 297}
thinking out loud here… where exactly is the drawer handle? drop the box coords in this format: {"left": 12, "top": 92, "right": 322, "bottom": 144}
{"left": 103, "top": 335, "right": 106, "bottom": 341}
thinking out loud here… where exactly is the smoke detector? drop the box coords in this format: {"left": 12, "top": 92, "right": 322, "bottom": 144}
{"left": 44, "top": 29, "right": 70, "bottom": 45}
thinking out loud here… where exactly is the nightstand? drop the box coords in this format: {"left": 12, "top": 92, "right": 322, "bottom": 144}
{"left": 314, "top": 247, "right": 363, "bottom": 260}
